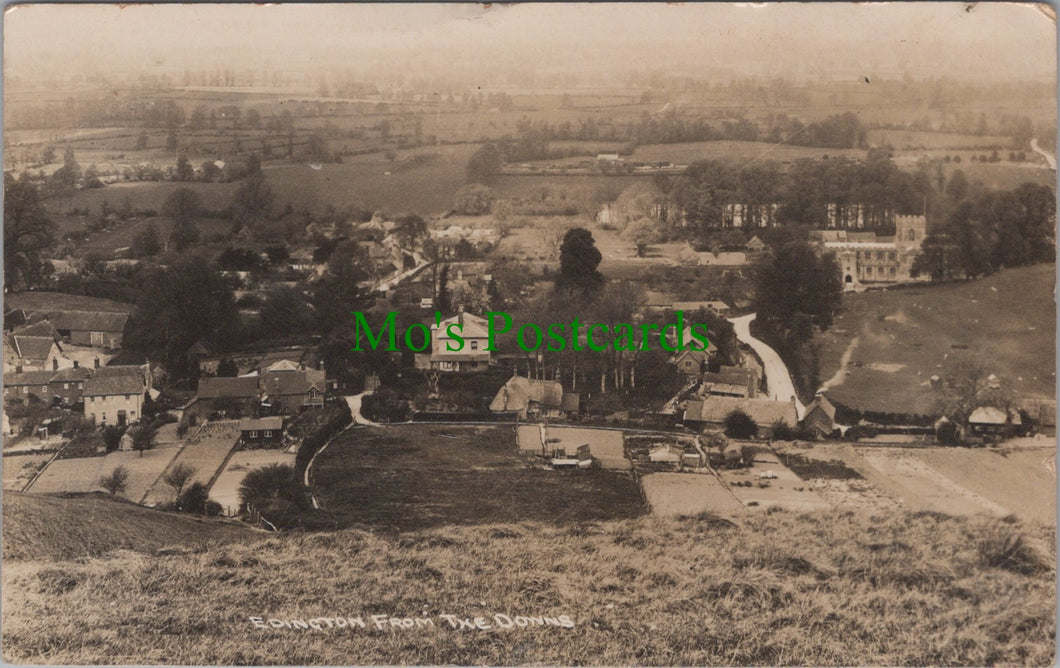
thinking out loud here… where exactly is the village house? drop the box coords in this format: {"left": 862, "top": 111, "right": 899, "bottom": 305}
{"left": 428, "top": 312, "right": 491, "bottom": 372}
{"left": 803, "top": 394, "right": 837, "bottom": 438}
{"left": 3, "top": 370, "right": 56, "bottom": 403}
{"left": 29, "top": 310, "right": 129, "bottom": 348}
{"left": 3, "top": 327, "right": 71, "bottom": 373}
{"left": 679, "top": 246, "right": 748, "bottom": 267}
{"left": 489, "top": 375, "right": 565, "bottom": 419}
{"left": 239, "top": 417, "right": 284, "bottom": 446}
{"left": 745, "top": 235, "right": 767, "bottom": 252}
{"left": 682, "top": 396, "right": 797, "bottom": 438}
{"left": 671, "top": 300, "right": 731, "bottom": 318}
{"left": 83, "top": 375, "right": 145, "bottom": 426}
{"left": 673, "top": 349, "right": 712, "bottom": 379}
{"left": 47, "top": 365, "right": 92, "bottom": 408}
{"left": 968, "top": 406, "right": 1020, "bottom": 439}
{"left": 185, "top": 376, "right": 262, "bottom": 418}
{"left": 260, "top": 366, "right": 327, "bottom": 413}
{"left": 697, "top": 366, "right": 758, "bottom": 399}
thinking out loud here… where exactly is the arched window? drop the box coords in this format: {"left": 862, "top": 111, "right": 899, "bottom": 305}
{"left": 908, "top": 229, "right": 916, "bottom": 241}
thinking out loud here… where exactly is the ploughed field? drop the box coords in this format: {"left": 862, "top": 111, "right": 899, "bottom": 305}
{"left": 309, "top": 424, "right": 646, "bottom": 531}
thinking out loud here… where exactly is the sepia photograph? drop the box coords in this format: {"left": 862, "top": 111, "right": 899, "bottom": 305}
{"left": 1, "top": 2, "right": 1056, "bottom": 665}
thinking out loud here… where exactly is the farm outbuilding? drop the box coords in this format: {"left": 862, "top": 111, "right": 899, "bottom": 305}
{"left": 239, "top": 417, "right": 284, "bottom": 446}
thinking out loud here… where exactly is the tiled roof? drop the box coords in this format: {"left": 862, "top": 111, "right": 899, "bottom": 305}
{"left": 13, "top": 320, "right": 60, "bottom": 339}
{"left": 50, "top": 366, "right": 92, "bottom": 382}
{"left": 195, "top": 376, "right": 261, "bottom": 399}
{"left": 11, "top": 336, "right": 58, "bottom": 362}
{"left": 4, "top": 370, "right": 56, "bottom": 386}
{"left": 32, "top": 310, "right": 128, "bottom": 333}
{"left": 489, "top": 375, "right": 564, "bottom": 412}
{"left": 83, "top": 375, "right": 145, "bottom": 396}
{"left": 240, "top": 417, "right": 284, "bottom": 431}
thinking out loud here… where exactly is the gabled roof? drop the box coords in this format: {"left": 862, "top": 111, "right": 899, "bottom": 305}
{"left": 10, "top": 335, "right": 59, "bottom": 362}
{"left": 702, "top": 366, "right": 755, "bottom": 387}
{"left": 240, "top": 417, "right": 284, "bottom": 432}
{"left": 31, "top": 310, "right": 128, "bottom": 333}
{"left": 684, "top": 397, "right": 797, "bottom": 427}
{"left": 84, "top": 375, "right": 145, "bottom": 397}
{"left": 195, "top": 376, "right": 261, "bottom": 399}
{"left": 435, "top": 312, "right": 490, "bottom": 339}
{"left": 3, "top": 370, "right": 56, "bottom": 386}
{"left": 261, "top": 369, "right": 325, "bottom": 397}
{"left": 266, "top": 359, "right": 301, "bottom": 372}
{"left": 806, "top": 394, "right": 837, "bottom": 421}
{"left": 13, "top": 320, "right": 61, "bottom": 340}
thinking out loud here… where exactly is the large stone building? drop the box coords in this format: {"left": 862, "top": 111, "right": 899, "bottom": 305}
{"left": 820, "top": 215, "right": 926, "bottom": 291}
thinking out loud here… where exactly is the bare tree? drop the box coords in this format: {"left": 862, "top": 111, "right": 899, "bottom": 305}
{"left": 100, "top": 466, "right": 130, "bottom": 496}
{"left": 162, "top": 463, "right": 197, "bottom": 497}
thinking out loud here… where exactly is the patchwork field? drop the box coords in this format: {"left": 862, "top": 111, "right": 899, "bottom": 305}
{"left": 26, "top": 446, "right": 182, "bottom": 503}
{"left": 817, "top": 265, "right": 1056, "bottom": 415}
{"left": 141, "top": 420, "right": 242, "bottom": 507}
{"left": 311, "top": 424, "right": 646, "bottom": 530}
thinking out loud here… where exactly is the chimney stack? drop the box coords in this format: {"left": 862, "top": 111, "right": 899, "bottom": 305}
{"left": 73, "top": 361, "right": 79, "bottom": 369}
{"left": 94, "top": 357, "right": 100, "bottom": 369}
{"left": 52, "top": 357, "right": 58, "bottom": 371}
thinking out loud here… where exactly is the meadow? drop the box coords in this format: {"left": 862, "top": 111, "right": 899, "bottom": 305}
{"left": 310, "top": 424, "right": 646, "bottom": 531}
{"left": 817, "top": 264, "right": 1056, "bottom": 415}
{"left": 2, "top": 491, "right": 1054, "bottom": 665}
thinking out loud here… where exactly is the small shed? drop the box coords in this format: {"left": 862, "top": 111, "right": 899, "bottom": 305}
{"left": 240, "top": 417, "right": 284, "bottom": 446}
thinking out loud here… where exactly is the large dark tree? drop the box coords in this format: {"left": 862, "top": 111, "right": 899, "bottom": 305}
{"left": 555, "top": 227, "right": 605, "bottom": 299}
{"left": 754, "top": 241, "right": 842, "bottom": 333}
{"left": 4, "top": 176, "right": 56, "bottom": 290}
{"left": 162, "top": 187, "right": 203, "bottom": 224}
{"left": 230, "top": 175, "right": 274, "bottom": 227}
{"left": 123, "top": 255, "right": 242, "bottom": 378}
{"left": 465, "top": 143, "right": 502, "bottom": 184}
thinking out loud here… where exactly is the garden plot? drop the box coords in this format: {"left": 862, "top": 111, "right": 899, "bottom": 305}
{"left": 641, "top": 472, "right": 744, "bottom": 517}
{"left": 516, "top": 424, "right": 544, "bottom": 454}
{"left": 27, "top": 446, "right": 181, "bottom": 502}
{"left": 140, "top": 420, "right": 242, "bottom": 507}
{"left": 717, "top": 449, "right": 830, "bottom": 512}
{"left": 209, "top": 449, "right": 295, "bottom": 517}
{"left": 543, "top": 426, "right": 630, "bottom": 470}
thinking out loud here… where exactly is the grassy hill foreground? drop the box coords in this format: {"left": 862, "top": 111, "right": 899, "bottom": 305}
{"left": 2, "top": 493, "right": 1055, "bottom": 665}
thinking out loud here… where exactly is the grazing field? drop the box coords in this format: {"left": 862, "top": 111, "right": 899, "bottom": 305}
{"left": 939, "top": 160, "right": 1057, "bottom": 190}
{"left": 209, "top": 449, "right": 296, "bottom": 517}
{"left": 817, "top": 265, "right": 1056, "bottom": 415}
{"left": 311, "top": 424, "right": 646, "bottom": 530}
{"left": 264, "top": 144, "right": 480, "bottom": 216}
{"left": 3, "top": 291, "right": 135, "bottom": 314}
{"left": 55, "top": 180, "right": 241, "bottom": 217}
{"left": 2, "top": 492, "right": 256, "bottom": 561}
{"left": 26, "top": 446, "right": 182, "bottom": 503}
{"left": 3, "top": 504, "right": 1053, "bottom": 665}
{"left": 641, "top": 472, "right": 744, "bottom": 517}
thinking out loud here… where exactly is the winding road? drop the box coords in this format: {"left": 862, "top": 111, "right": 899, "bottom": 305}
{"left": 1030, "top": 138, "right": 1056, "bottom": 170}
{"left": 729, "top": 314, "right": 806, "bottom": 419}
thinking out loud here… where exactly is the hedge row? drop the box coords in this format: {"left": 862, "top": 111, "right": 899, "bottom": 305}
{"left": 294, "top": 401, "right": 353, "bottom": 475}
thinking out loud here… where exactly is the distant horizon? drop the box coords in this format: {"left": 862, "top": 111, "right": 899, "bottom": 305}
{"left": 4, "top": 3, "right": 1055, "bottom": 84}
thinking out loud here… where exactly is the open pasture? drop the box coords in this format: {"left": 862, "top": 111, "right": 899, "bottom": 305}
{"left": 816, "top": 265, "right": 1055, "bottom": 415}
{"left": 311, "top": 424, "right": 646, "bottom": 530}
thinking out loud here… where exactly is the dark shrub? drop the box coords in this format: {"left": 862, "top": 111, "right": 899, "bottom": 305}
{"left": 724, "top": 410, "right": 758, "bottom": 439}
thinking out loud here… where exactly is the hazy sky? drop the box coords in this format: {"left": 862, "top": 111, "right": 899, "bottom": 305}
{"left": 4, "top": 3, "right": 1056, "bottom": 82}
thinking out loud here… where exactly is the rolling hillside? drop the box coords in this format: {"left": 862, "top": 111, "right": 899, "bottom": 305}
{"left": 2, "top": 494, "right": 1054, "bottom": 665}
{"left": 2, "top": 492, "right": 258, "bottom": 562}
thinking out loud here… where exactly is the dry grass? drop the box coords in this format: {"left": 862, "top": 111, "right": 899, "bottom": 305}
{"left": 2, "top": 501, "right": 1054, "bottom": 666}
{"left": 2, "top": 492, "right": 257, "bottom": 562}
